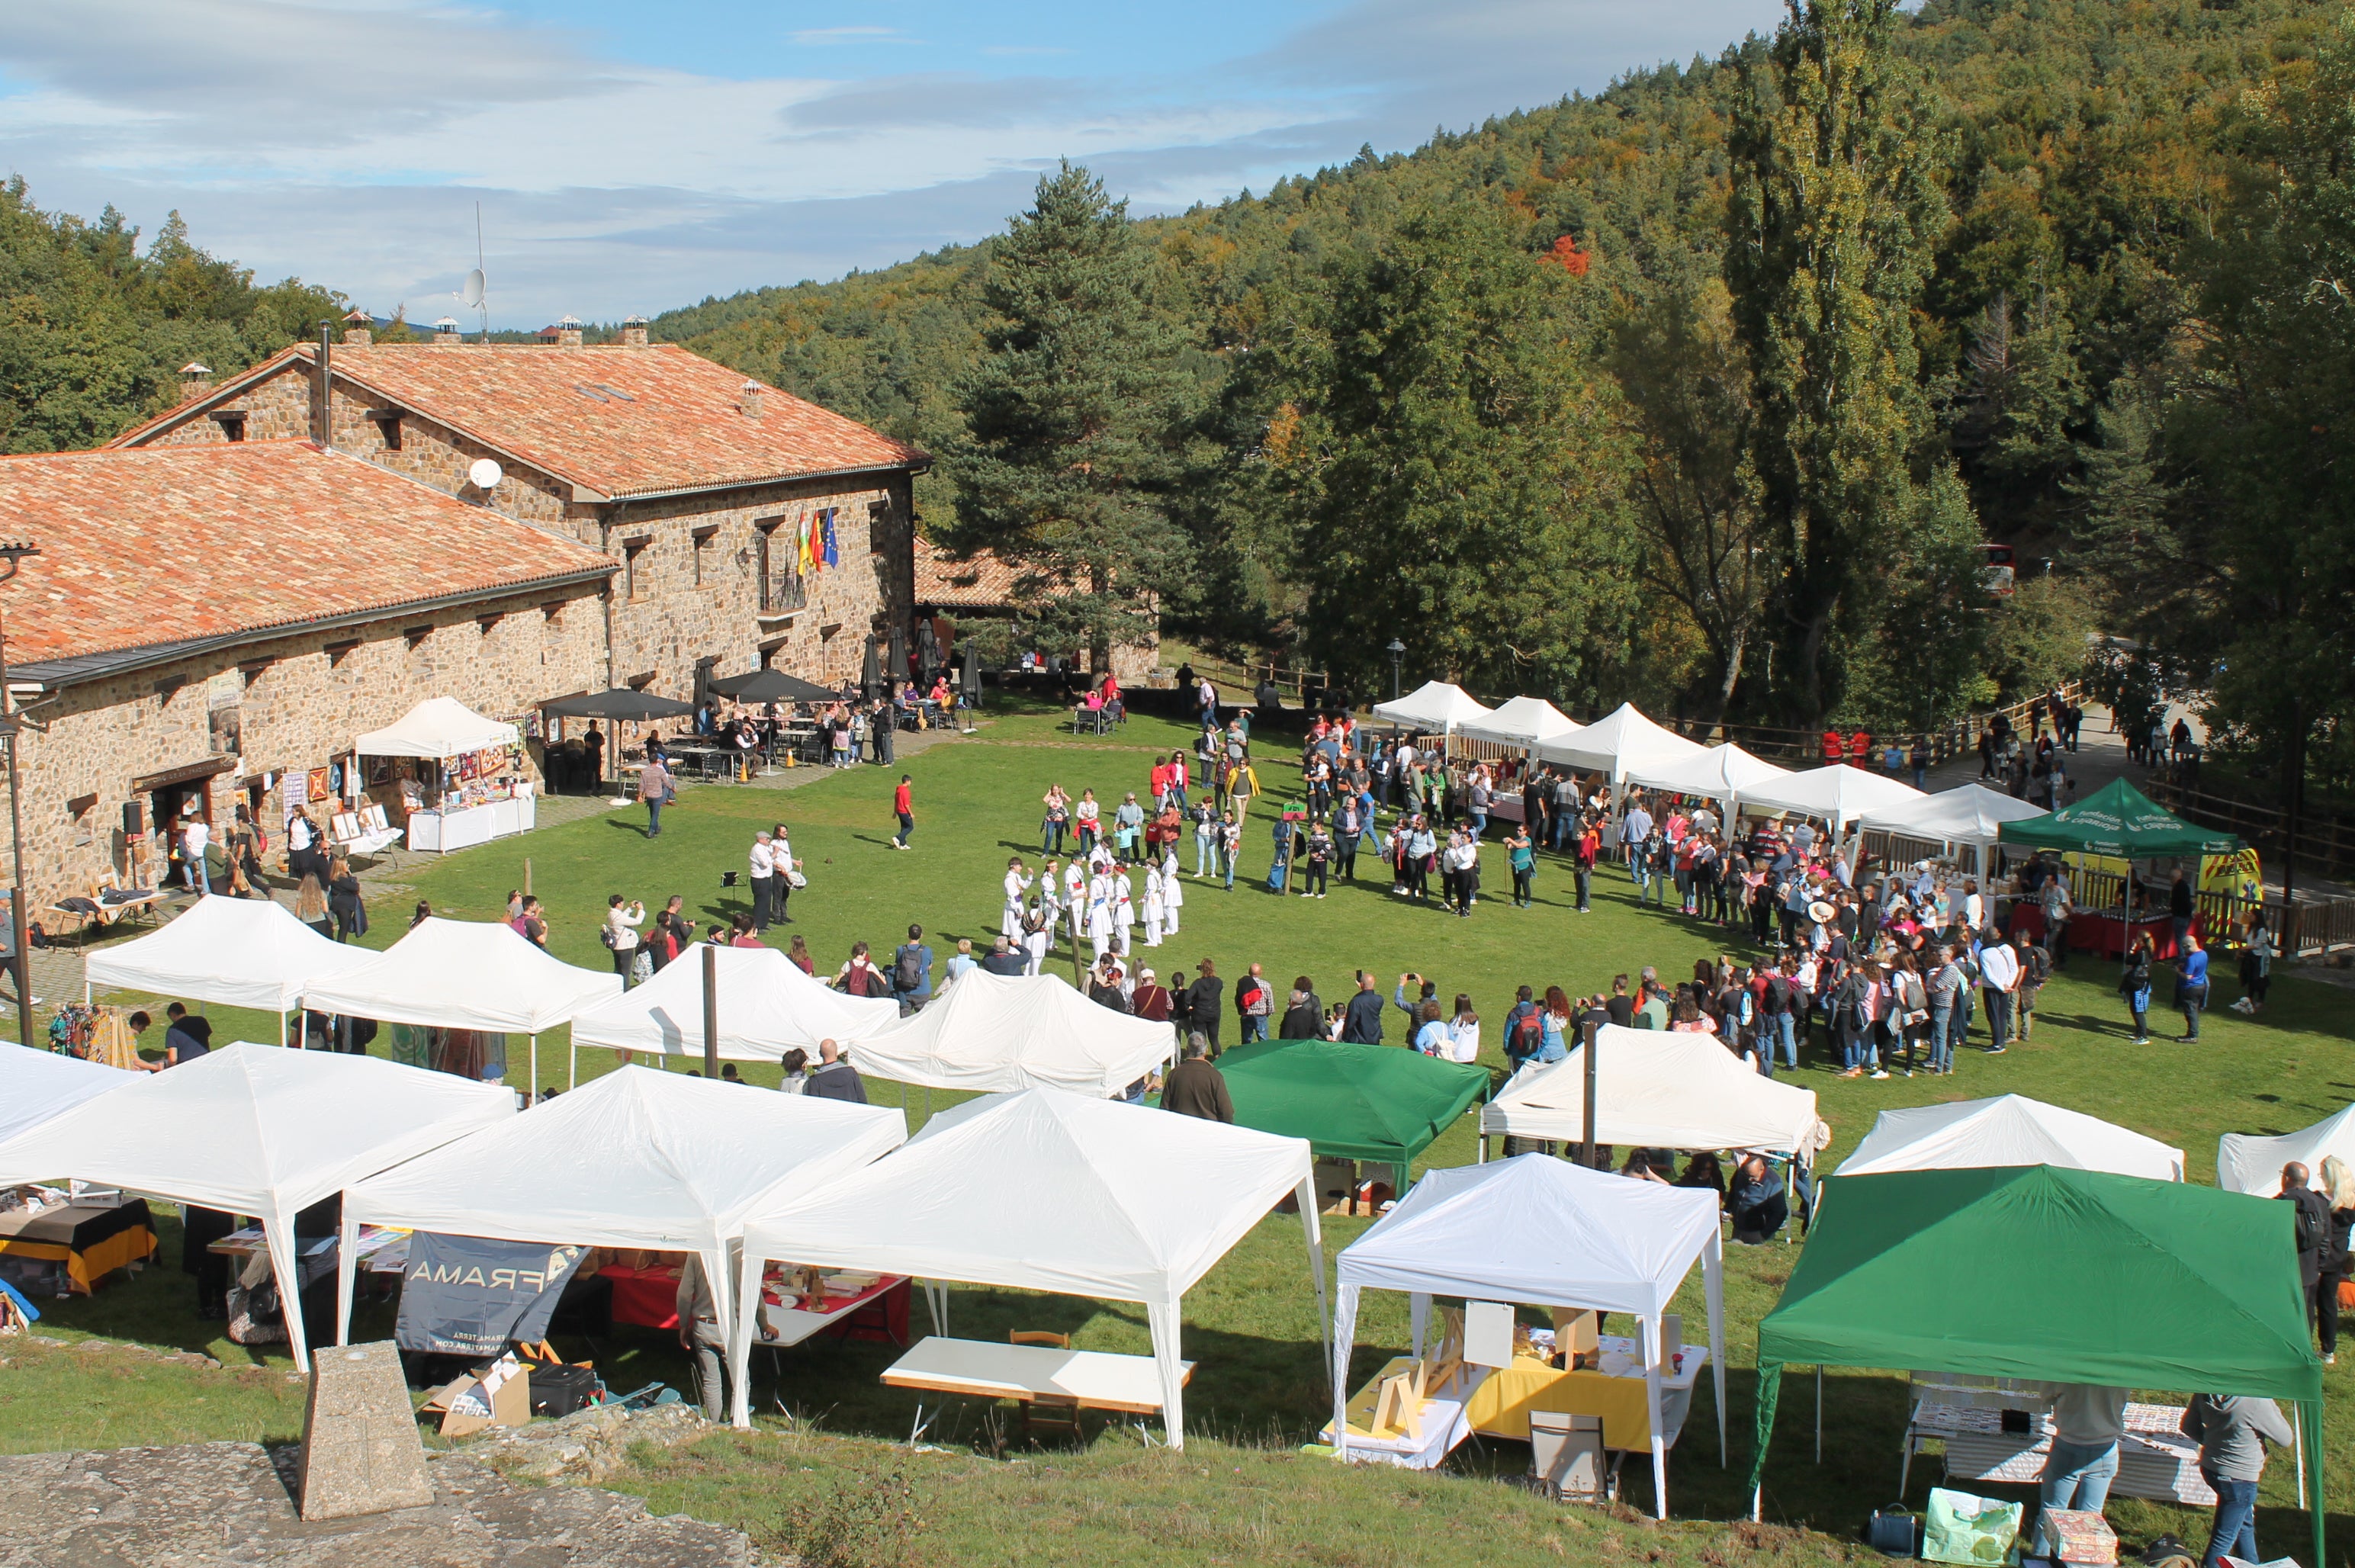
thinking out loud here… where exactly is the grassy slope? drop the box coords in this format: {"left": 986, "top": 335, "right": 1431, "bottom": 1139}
{"left": 31, "top": 702, "right": 2355, "bottom": 1564}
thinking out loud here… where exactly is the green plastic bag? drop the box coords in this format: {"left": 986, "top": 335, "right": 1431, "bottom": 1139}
{"left": 1923, "top": 1486, "right": 2022, "bottom": 1566}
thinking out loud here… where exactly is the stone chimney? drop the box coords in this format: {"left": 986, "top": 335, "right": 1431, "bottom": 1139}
{"left": 738, "top": 380, "right": 763, "bottom": 419}
{"left": 554, "top": 313, "right": 583, "bottom": 349}
{"left": 179, "top": 362, "right": 214, "bottom": 400}
{"left": 433, "top": 316, "right": 462, "bottom": 345}
{"left": 341, "top": 308, "right": 372, "bottom": 347}
{"left": 620, "top": 313, "right": 649, "bottom": 348}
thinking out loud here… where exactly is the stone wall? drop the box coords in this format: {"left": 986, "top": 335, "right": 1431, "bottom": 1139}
{"left": 2, "top": 581, "right": 606, "bottom": 908}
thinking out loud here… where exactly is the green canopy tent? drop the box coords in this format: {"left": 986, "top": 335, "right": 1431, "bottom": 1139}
{"left": 1744, "top": 1166, "right": 2324, "bottom": 1565}
{"left": 1996, "top": 776, "right": 2241, "bottom": 860}
{"left": 1203, "top": 1039, "right": 1489, "bottom": 1194}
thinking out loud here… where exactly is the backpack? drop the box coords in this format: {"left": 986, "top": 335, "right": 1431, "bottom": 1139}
{"left": 1765, "top": 975, "right": 1794, "bottom": 1016}
{"left": 893, "top": 943, "right": 924, "bottom": 992}
{"left": 1507, "top": 1009, "right": 1544, "bottom": 1060}
{"left": 845, "top": 962, "right": 880, "bottom": 998}
{"left": 2294, "top": 1195, "right": 2325, "bottom": 1256}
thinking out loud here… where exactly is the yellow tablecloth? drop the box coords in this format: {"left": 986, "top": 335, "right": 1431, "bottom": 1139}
{"left": 1338, "top": 1355, "right": 1433, "bottom": 1439}
{"left": 1464, "top": 1355, "right": 1655, "bottom": 1448}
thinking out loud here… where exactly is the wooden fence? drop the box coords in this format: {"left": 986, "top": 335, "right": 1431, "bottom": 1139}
{"left": 2143, "top": 777, "right": 2355, "bottom": 876}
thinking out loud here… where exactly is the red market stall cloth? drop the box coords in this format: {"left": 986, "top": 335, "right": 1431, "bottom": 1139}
{"left": 2010, "top": 903, "right": 2196, "bottom": 961}
{"left": 599, "top": 1261, "right": 682, "bottom": 1330}
{"left": 0, "top": 1198, "right": 156, "bottom": 1293}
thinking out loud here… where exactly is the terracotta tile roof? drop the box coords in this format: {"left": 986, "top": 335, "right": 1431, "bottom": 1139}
{"left": 912, "top": 535, "right": 1024, "bottom": 609}
{"left": 115, "top": 343, "right": 927, "bottom": 500}
{"left": 0, "top": 441, "right": 615, "bottom": 667}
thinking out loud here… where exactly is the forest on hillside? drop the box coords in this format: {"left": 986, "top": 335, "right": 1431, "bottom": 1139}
{"left": 656, "top": 0, "right": 2355, "bottom": 786}
{"left": 5, "top": 0, "right": 2350, "bottom": 785}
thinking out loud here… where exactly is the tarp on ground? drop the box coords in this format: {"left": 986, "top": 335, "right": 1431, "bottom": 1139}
{"left": 2218, "top": 1103, "right": 2355, "bottom": 1196}
{"left": 1331, "top": 1155, "right": 1727, "bottom": 1512}
{"left": 0, "top": 1043, "right": 512, "bottom": 1372}
{"left": 0, "top": 1043, "right": 138, "bottom": 1143}
{"left": 1533, "top": 702, "right": 1704, "bottom": 779}
{"left": 1623, "top": 743, "right": 1788, "bottom": 803}
{"left": 354, "top": 696, "right": 519, "bottom": 759}
{"left": 1210, "top": 1038, "right": 1488, "bottom": 1174}
{"left": 340, "top": 1065, "right": 908, "bottom": 1367}
{"left": 1838, "top": 1094, "right": 2183, "bottom": 1181}
{"left": 838, "top": 970, "right": 1174, "bottom": 1097}
{"left": 727, "top": 1087, "right": 1322, "bottom": 1447}
{"left": 1372, "top": 680, "right": 1494, "bottom": 734}
{"left": 568, "top": 943, "right": 898, "bottom": 1063}
{"left": 1455, "top": 696, "right": 1581, "bottom": 750}
{"left": 1996, "top": 776, "right": 2241, "bottom": 860}
{"left": 1743, "top": 1165, "right": 2324, "bottom": 1562}
{"left": 1481, "top": 1024, "right": 1825, "bottom": 1158}
{"left": 82, "top": 894, "right": 372, "bottom": 1014}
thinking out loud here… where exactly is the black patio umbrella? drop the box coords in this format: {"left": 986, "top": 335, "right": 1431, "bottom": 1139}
{"left": 916, "top": 617, "right": 940, "bottom": 686}
{"left": 708, "top": 667, "right": 837, "bottom": 704}
{"left": 888, "top": 624, "right": 908, "bottom": 687}
{"left": 960, "top": 646, "right": 982, "bottom": 701}
{"left": 861, "top": 635, "right": 882, "bottom": 700}
{"left": 541, "top": 688, "right": 696, "bottom": 721}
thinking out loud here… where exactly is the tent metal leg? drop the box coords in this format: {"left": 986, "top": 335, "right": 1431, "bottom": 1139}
{"left": 1814, "top": 1366, "right": 1823, "bottom": 1463}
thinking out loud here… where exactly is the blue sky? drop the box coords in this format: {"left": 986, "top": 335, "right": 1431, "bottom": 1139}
{"left": 0, "top": 0, "right": 1785, "bottom": 326}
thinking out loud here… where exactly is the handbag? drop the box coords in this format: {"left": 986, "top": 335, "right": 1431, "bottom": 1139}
{"left": 1923, "top": 1486, "right": 2021, "bottom": 1566}
{"left": 786, "top": 867, "right": 808, "bottom": 889}
{"left": 1868, "top": 1505, "right": 1922, "bottom": 1557}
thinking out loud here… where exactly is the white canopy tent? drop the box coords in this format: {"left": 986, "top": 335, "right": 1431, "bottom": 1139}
{"left": 1736, "top": 763, "right": 1923, "bottom": 841}
{"left": 1534, "top": 702, "right": 1706, "bottom": 798}
{"left": 1332, "top": 1155, "right": 1726, "bottom": 1515}
{"left": 1481, "top": 1025, "right": 1826, "bottom": 1160}
{"left": 1839, "top": 1094, "right": 2183, "bottom": 1181}
{"left": 1372, "top": 680, "right": 1494, "bottom": 741}
{"left": 1623, "top": 743, "right": 1789, "bottom": 813}
{"left": 82, "top": 894, "right": 374, "bottom": 1046}
{"left": 353, "top": 696, "right": 519, "bottom": 759}
{"left": 337, "top": 1065, "right": 905, "bottom": 1360}
{"left": 299, "top": 917, "right": 620, "bottom": 1090}
{"left": 0, "top": 1043, "right": 137, "bottom": 1142}
{"left": 569, "top": 943, "right": 898, "bottom": 1064}
{"left": 727, "top": 1088, "right": 1322, "bottom": 1447}
{"left": 840, "top": 971, "right": 1176, "bottom": 1097}
{"left": 0, "top": 1043, "right": 510, "bottom": 1371}
{"left": 1456, "top": 696, "right": 1582, "bottom": 751}
{"left": 2218, "top": 1104, "right": 2355, "bottom": 1196}
{"left": 1855, "top": 783, "right": 2050, "bottom": 880}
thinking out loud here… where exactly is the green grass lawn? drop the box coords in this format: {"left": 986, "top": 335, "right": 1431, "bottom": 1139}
{"left": 33, "top": 700, "right": 2355, "bottom": 1566}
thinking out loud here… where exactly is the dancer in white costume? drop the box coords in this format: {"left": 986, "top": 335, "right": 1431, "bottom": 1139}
{"left": 1113, "top": 870, "right": 1136, "bottom": 957}
{"left": 1159, "top": 846, "right": 1184, "bottom": 936}
{"left": 1086, "top": 869, "right": 1115, "bottom": 966}
{"left": 1021, "top": 900, "right": 1051, "bottom": 975}
{"left": 1062, "top": 859, "right": 1088, "bottom": 949}
{"left": 1142, "top": 863, "right": 1167, "bottom": 946}
{"left": 1001, "top": 857, "right": 1033, "bottom": 939}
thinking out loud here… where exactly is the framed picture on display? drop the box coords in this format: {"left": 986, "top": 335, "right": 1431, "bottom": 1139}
{"left": 306, "top": 766, "right": 332, "bottom": 802}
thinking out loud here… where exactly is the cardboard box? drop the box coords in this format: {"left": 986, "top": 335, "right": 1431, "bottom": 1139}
{"left": 2038, "top": 1507, "right": 2117, "bottom": 1566}
{"left": 422, "top": 1353, "right": 530, "bottom": 1438}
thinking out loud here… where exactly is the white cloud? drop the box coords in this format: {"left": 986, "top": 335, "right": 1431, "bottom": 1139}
{"left": 0, "top": 0, "right": 1787, "bottom": 323}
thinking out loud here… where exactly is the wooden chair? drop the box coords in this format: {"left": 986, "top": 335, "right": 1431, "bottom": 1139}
{"left": 1009, "top": 1332, "right": 1082, "bottom": 1444}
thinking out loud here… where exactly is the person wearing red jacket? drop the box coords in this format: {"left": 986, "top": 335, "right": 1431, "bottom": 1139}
{"left": 1847, "top": 730, "right": 1872, "bottom": 765}
{"left": 1820, "top": 729, "right": 1843, "bottom": 763}
{"left": 891, "top": 774, "right": 914, "bottom": 849}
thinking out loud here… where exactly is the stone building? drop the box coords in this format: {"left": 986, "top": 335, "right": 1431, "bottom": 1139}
{"left": 911, "top": 538, "right": 1160, "bottom": 683}
{"left": 114, "top": 320, "right": 930, "bottom": 702}
{"left": 0, "top": 442, "right": 614, "bottom": 908}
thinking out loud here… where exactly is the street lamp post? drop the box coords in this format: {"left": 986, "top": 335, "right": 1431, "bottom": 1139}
{"left": 0, "top": 541, "right": 43, "bottom": 1049}
{"left": 1386, "top": 639, "right": 1405, "bottom": 702}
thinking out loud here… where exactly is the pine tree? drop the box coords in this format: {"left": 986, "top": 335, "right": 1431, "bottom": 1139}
{"left": 944, "top": 163, "right": 1193, "bottom": 674}
{"left": 1277, "top": 201, "right": 1631, "bottom": 700}
{"left": 1726, "top": 0, "right": 1955, "bottom": 722}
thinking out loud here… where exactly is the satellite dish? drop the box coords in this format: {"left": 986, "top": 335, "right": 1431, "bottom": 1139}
{"left": 467, "top": 458, "right": 503, "bottom": 489}
{"left": 460, "top": 268, "right": 486, "bottom": 309}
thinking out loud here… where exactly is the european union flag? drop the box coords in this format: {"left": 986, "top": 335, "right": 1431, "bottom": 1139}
{"left": 822, "top": 509, "right": 839, "bottom": 568}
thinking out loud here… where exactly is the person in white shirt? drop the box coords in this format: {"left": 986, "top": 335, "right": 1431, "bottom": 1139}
{"left": 1001, "top": 857, "right": 1033, "bottom": 939}
{"left": 1036, "top": 858, "right": 1062, "bottom": 945}
{"left": 182, "top": 816, "right": 212, "bottom": 892}
{"left": 1062, "top": 860, "right": 1088, "bottom": 948}
{"left": 1977, "top": 935, "right": 2020, "bottom": 1053}
{"left": 1112, "top": 871, "right": 1136, "bottom": 956}
{"left": 748, "top": 832, "right": 777, "bottom": 932}
{"left": 1087, "top": 870, "right": 1115, "bottom": 964}
{"left": 1962, "top": 879, "right": 1984, "bottom": 936}
{"left": 1159, "top": 847, "right": 1184, "bottom": 935}
{"left": 1021, "top": 901, "right": 1050, "bottom": 975}
{"left": 769, "top": 824, "right": 802, "bottom": 924}
{"left": 1142, "top": 864, "right": 1167, "bottom": 946}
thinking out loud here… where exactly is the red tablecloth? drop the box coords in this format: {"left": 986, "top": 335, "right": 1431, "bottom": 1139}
{"left": 2010, "top": 903, "right": 2195, "bottom": 961}
{"left": 599, "top": 1263, "right": 681, "bottom": 1331}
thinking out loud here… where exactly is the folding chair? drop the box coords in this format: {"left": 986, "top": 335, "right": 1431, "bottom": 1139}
{"left": 1009, "top": 1331, "right": 1083, "bottom": 1444}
